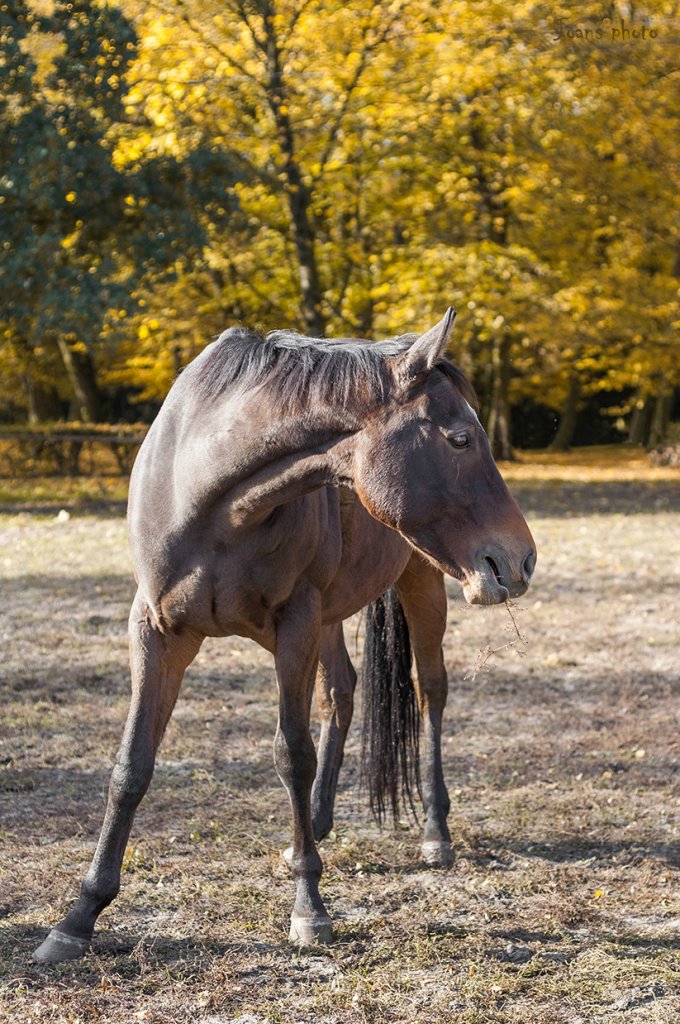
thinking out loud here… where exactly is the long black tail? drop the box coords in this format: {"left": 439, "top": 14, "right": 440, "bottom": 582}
{"left": 361, "top": 587, "right": 421, "bottom": 825}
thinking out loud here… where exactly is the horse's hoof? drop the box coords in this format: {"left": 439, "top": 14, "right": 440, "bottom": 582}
{"left": 421, "top": 840, "right": 455, "bottom": 868}
{"left": 281, "top": 845, "right": 294, "bottom": 869}
{"left": 289, "top": 913, "right": 334, "bottom": 946}
{"left": 33, "top": 929, "right": 90, "bottom": 964}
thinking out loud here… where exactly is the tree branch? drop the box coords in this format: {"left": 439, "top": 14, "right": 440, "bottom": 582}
{"left": 155, "top": 0, "right": 264, "bottom": 87}
{"left": 233, "top": 0, "right": 268, "bottom": 55}
{"left": 315, "top": 5, "right": 407, "bottom": 181}
{"left": 281, "top": 0, "right": 317, "bottom": 43}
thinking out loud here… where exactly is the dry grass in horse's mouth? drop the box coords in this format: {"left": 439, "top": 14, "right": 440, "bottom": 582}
{"left": 466, "top": 600, "right": 528, "bottom": 681}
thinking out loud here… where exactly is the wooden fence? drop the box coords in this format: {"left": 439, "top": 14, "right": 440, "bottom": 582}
{"left": 0, "top": 426, "right": 148, "bottom": 477}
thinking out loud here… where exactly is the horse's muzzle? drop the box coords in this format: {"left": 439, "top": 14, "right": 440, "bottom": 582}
{"left": 463, "top": 547, "right": 536, "bottom": 606}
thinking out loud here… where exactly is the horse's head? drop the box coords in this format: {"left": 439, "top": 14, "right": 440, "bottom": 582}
{"left": 353, "top": 309, "right": 536, "bottom": 605}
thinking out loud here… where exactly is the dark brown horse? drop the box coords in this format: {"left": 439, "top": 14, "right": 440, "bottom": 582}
{"left": 34, "top": 309, "right": 535, "bottom": 963}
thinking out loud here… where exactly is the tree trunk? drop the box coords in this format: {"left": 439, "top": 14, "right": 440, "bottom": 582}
{"left": 356, "top": 223, "right": 374, "bottom": 337}
{"left": 486, "top": 333, "right": 514, "bottom": 460}
{"left": 628, "top": 392, "right": 653, "bottom": 445}
{"left": 470, "top": 112, "right": 509, "bottom": 247}
{"left": 25, "top": 377, "right": 62, "bottom": 424}
{"left": 549, "top": 376, "right": 580, "bottom": 451}
{"left": 55, "top": 338, "right": 103, "bottom": 422}
{"left": 261, "top": 3, "right": 325, "bottom": 337}
{"left": 647, "top": 389, "right": 673, "bottom": 448}
{"left": 470, "top": 112, "right": 513, "bottom": 459}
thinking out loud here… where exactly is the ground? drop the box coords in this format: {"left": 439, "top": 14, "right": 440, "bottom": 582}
{"left": 0, "top": 448, "right": 678, "bottom": 1024}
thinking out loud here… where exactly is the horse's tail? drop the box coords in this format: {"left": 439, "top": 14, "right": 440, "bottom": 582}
{"left": 361, "top": 587, "right": 421, "bottom": 825}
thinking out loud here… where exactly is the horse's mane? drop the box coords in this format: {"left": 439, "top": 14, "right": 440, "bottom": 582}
{"left": 188, "top": 326, "right": 477, "bottom": 410}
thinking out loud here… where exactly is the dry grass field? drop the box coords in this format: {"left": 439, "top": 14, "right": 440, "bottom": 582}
{"left": 1, "top": 448, "right": 678, "bottom": 1023}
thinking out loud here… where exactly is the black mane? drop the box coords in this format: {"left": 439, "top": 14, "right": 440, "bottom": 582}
{"left": 187, "top": 326, "right": 477, "bottom": 409}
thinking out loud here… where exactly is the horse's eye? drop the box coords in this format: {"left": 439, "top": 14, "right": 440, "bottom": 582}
{"left": 450, "top": 432, "right": 469, "bottom": 448}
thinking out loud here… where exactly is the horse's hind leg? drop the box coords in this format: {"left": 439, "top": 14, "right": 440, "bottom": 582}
{"left": 34, "top": 590, "right": 202, "bottom": 963}
{"left": 395, "top": 555, "right": 453, "bottom": 867}
{"left": 311, "top": 623, "right": 357, "bottom": 841}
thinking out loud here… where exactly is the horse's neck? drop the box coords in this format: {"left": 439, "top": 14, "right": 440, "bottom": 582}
{"left": 177, "top": 390, "right": 361, "bottom": 527}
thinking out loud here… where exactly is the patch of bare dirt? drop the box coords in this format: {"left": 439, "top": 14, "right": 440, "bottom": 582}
{"left": 1, "top": 482, "right": 679, "bottom": 1023}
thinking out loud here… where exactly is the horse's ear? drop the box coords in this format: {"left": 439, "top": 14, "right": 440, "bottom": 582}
{"left": 396, "top": 308, "right": 457, "bottom": 385}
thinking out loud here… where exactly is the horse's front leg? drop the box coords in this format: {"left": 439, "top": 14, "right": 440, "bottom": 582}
{"left": 274, "top": 584, "right": 333, "bottom": 945}
{"left": 33, "top": 590, "right": 203, "bottom": 963}
{"left": 396, "top": 555, "right": 453, "bottom": 867}
{"left": 311, "top": 622, "right": 357, "bottom": 841}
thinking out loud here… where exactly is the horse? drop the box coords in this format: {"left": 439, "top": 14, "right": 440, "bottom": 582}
{"left": 33, "top": 308, "right": 536, "bottom": 963}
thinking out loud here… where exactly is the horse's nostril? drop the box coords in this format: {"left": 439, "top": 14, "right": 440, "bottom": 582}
{"left": 485, "top": 556, "right": 502, "bottom": 584}
{"left": 522, "top": 549, "right": 536, "bottom": 583}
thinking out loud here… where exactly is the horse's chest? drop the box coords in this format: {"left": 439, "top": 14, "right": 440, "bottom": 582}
{"left": 158, "top": 492, "right": 342, "bottom": 641}
{"left": 321, "top": 490, "right": 412, "bottom": 622}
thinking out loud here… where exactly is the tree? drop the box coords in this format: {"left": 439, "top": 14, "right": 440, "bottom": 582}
{"left": 0, "top": 0, "right": 239, "bottom": 420}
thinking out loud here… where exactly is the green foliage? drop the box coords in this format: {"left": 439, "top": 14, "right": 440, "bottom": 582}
{"left": 0, "top": 0, "right": 239, "bottom": 420}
